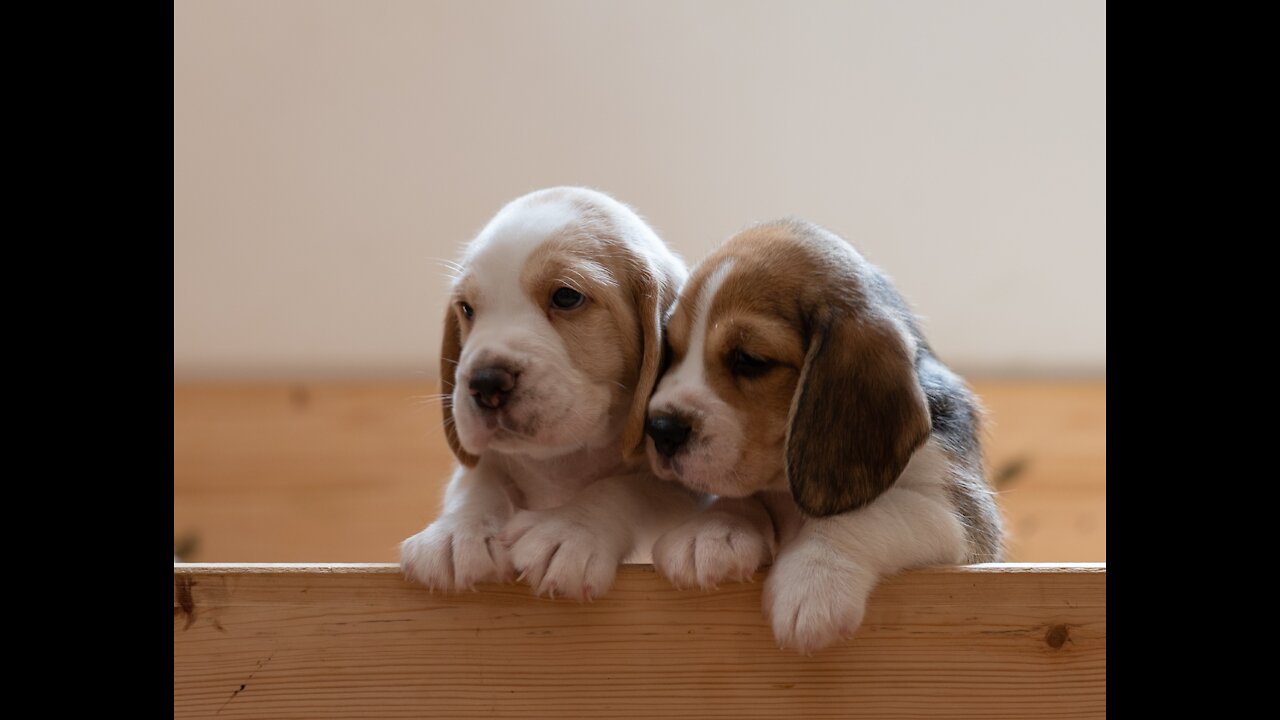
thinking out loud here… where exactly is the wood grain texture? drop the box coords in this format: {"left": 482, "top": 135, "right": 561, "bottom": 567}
{"left": 173, "top": 380, "right": 1106, "bottom": 562}
{"left": 174, "top": 563, "right": 1106, "bottom": 719}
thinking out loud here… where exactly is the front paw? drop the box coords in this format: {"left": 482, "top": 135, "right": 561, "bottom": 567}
{"left": 500, "top": 509, "right": 623, "bottom": 601}
{"left": 653, "top": 511, "right": 774, "bottom": 590}
{"left": 400, "top": 517, "right": 513, "bottom": 591}
{"left": 762, "top": 545, "right": 874, "bottom": 655}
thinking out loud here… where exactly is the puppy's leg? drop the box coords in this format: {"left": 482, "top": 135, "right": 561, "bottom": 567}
{"left": 653, "top": 495, "right": 776, "bottom": 590}
{"left": 763, "top": 485, "right": 966, "bottom": 654}
{"left": 400, "top": 464, "right": 518, "bottom": 591}
{"left": 501, "top": 475, "right": 698, "bottom": 601}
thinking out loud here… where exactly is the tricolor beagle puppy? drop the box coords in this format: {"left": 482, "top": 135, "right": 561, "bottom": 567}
{"left": 645, "top": 219, "right": 1004, "bottom": 653}
{"left": 401, "top": 187, "right": 699, "bottom": 601}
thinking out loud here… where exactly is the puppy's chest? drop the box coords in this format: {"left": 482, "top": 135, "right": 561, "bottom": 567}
{"left": 511, "top": 472, "right": 598, "bottom": 511}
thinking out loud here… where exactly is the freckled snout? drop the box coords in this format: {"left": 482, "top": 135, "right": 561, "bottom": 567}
{"left": 647, "top": 413, "right": 692, "bottom": 458}
{"left": 469, "top": 366, "right": 517, "bottom": 410}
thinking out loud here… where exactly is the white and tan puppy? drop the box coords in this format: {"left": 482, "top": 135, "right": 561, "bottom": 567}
{"left": 401, "top": 187, "right": 698, "bottom": 601}
{"left": 646, "top": 219, "right": 1003, "bottom": 653}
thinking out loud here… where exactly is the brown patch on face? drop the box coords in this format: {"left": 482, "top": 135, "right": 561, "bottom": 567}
{"left": 517, "top": 219, "right": 679, "bottom": 458}
{"left": 677, "top": 220, "right": 931, "bottom": 514}
{"left": 699, "top": 312, "right": 804, "bottom": 491}
{"left": 520, "top": 235, "right": 635, "bottom": 423}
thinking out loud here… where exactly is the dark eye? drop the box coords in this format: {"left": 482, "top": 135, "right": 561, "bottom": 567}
{"left": 730, "top": 349, "right": 775, "bottom": 379}
{"left": 551, "top": 287, "right": 585, "bottom": 310}
{"left": 459, "top": 302, "right": 474, "bottom": 320}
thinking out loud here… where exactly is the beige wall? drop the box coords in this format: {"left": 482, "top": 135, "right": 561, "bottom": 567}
{"left": 174, "top": 0, "right": 1106, "bottom": 378}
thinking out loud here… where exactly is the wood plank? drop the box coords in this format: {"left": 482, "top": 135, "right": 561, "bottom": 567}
{"left": 174, "top": 563, "right": 1106, "bottom": 719}
{"left": 173, "top": 380, "right": 1106, "bottom": 562}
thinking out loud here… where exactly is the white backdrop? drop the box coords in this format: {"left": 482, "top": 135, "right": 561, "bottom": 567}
{"left": 174, "top": 0, "right": 1106, "bottom": 377}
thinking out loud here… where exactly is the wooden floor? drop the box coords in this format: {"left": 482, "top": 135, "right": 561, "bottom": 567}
{"left": 173, "top": 380, "right": 1106, "bottom": 563}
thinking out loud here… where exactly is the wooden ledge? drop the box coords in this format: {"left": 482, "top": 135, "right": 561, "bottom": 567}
{"left": 174, "top": 563, "right": 1105, "bottom": 718}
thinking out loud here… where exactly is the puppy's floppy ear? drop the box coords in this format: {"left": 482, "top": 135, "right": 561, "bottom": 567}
{"left": 621, "top": 263, "right": 680, "bottom": 459}
{"left": 786, "top": 311, "right": 930, "bottom": 517}
{"left": 441, "top": 305, "right": 479, "bottom": 467}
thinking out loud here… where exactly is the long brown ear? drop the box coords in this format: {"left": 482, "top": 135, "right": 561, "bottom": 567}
{"left": 785, "top": 312, "right": 930, "bottom": 517}
{"left": 621, "top": 264, "right": 678, "bottom": 459}
{"left": 441, "top": 306, "right": 479, "bottom": 467}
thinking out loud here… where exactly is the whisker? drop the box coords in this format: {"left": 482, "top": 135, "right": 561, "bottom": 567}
{"left": 411, "top": 394, "right": 452, "bottom": 407}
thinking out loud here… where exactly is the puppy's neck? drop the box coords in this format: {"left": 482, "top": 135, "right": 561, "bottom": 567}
{"left": 495, "top": 441, "right": 644, "bottom": 511}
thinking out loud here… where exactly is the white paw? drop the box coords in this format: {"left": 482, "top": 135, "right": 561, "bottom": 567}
{"left": 400, "top": 516, "right": 513, "bottom": 591}
{"left": 653, "top": 511, "right": 774, "bottom": 589}
{"left": 499, "top": 508, "right": 624, "bottom": 601}
{"left": 762, "top": 544, "right": 875, "bottom": 655}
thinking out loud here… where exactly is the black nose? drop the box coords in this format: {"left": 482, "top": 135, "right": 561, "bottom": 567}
{"left": 647, "top": 414, "right": 691, "bottom": 458}
{"left": 469, "top": 367, "right": 516, "bottom": 410}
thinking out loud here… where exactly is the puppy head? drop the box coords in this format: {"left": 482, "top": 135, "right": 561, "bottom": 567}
{"left": 646, "top": 220, "right": 930, "bottom": 516}
{"left": 442, "top": 187, "right": 685, "bottom": 466}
